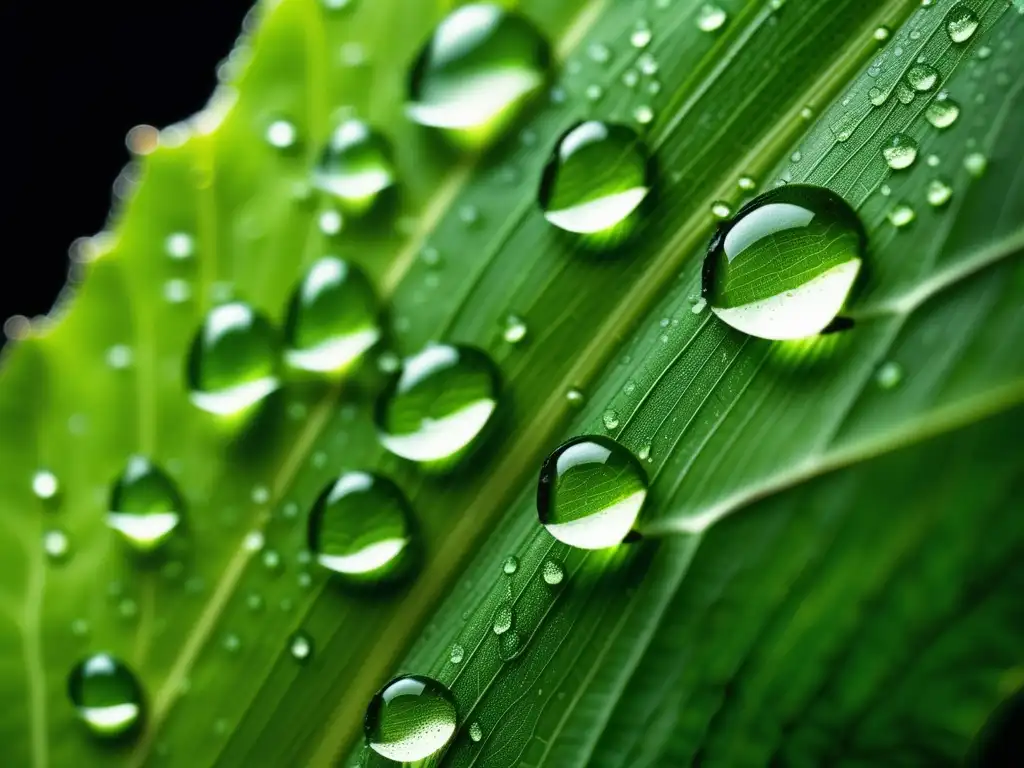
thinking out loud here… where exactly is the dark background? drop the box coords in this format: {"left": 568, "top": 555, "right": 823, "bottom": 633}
{"left": 0, "top": 0, "right": 251, "bottom": 329}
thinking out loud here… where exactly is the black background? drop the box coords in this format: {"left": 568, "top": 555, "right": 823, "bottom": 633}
{"left": 0, "top": 0, "right": 251, "bottom": 328}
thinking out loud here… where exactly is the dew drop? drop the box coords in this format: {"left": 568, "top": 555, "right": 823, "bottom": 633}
{"left": 318, "top": 209, "right": 343, "bottom": 235}
{"left": 622, "top": 69, "right": 639, "bottom": 88}
{"left": 873, "top": 25, "right": 891, "bottom": 41}
{"left": 925, "top": 94, "right": 960, "bottom": 129}
{"left": 106, "top": 456, "right": 184, "bottom": 552}
{"left": 284, "top": 257, "right": 380, "bottom": 375}
{"left": 882, "top": 133, "right": 918, "bottom": 170}
{"left": 945, "top": 4, "right": 979, "bottom": 43}
{"left": 469, "top": 721, "right": 483, "bottom": 742}
{"left": 364, "top": 675, "right": 457, "bottom": 761}
{"left": 738, "top": 175, "right": 756, "bottom": 192}
{"left": 67, "top": 654, "right": 143, "bottom": 738}
{"left": 926, "top": 178, "right": 953, "bottom": 207}
{"left": 503, "top": 314, "right": 528, "bottom": 344}
{"left": 876, "top": 361, "right": 903, "bottom": 389}
{"left": 44, "top": 529, "right": 70, "bottom": 562}
{"left": 266, "top": 119, "right": 298, "bottom": 150}
{"left": 868, "top": 86, "right": 887, "bottom": 106}
{"left": 492, "top": 601, "right": 513, "bottom": 634}
{"left": 537, "top": 435, "right": 648, "bottom": 550}
{"left": 963, "top": 152, "right": 987, "bottom": 177}
{"left": 711, "top": 201, "right": 732, "bottom": 219}
{"left": 165, "top": 232, "right": 195, "bottom": 260}
{"left": 633, "top": 105, "right": 654, "bottom": 125}
{"left": 697, "top": 4, "right": 728, "bottom": 32}
{"left": 33, "top": 469, "right": 59, "bottom": 500}
{"left": 702, "top": 185, "right": 865, "bottom": 340}
{"left": 450, "top": 643, "right": 465, "bottom": 664}
{"left": 585, "top": 83, "right": 604, "bottom": 102}
{"left": 538, "top": 121, "right": 651, "bottom": 246}
{"left": 895, "top": 81, "right": 916, "bottom": 104}
{"left": 906, "top": 63, "right": 939, "bottom": 92}
{"left": 164, "top": 279, "right": 192, "bottom": 304}
{"left": 308, "top": 471, "right": 414, "bottom": 582}
{"left": 312, "top": 119, "right": 395, "bottom": 214}
{"left": 376, "top": 343, "right": 500, "bottom": 466}
{"left": 602, "top": 409, "right": 620, "bottom": 430}
{"left": 637, "top": 53, "right": 658, "bottom": 76}
{"left": 106, "top": 344, "right": 133, "bottom": 370}
{"left": 587, "top": 42, "right": 611, "bottom": 64}
{"left": 502, "top": 555, "right": 519, "bottom": 575}
{"left": 630, "top": 25, "right": 652, "bottom": 48}
{"left": 407, "top": 4, "right": 551, "bottom": 149}
{"left": 222, "top": 633, "right": 241, "bottom": 653}
{"left": 542, "top": 559, "right": 564, "bottom": 585}
{"left": 888, "top": 203, "right": 916, "bottom": 228}
{"left": 288, "top": 630, "right": 314, "bottom": 663}
{"left": 498, "top": 628, "right": 523, "bottom": 661}
{"left": 186, "top": 302, "right": 280, "bottom": 417}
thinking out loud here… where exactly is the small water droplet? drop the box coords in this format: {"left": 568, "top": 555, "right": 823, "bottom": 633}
{"left": 107, "top": 456, "right": 184, "bottom": 552}
{"left": 738, "top": 175, "right": 756, "bottom": 191}
{"left": 873, "top": 25, "right": 891, "bottom": 41}
{"left": 630, "top": 25, "right": 652, "bottom": 48}
{"left": 312, "top": 119, "right": 395, "bottom": 215}
{"left": 976, "top": 45, "right": 992, "bottom": 60}
{"left": 68, "top": 654, "right": 143, "bottom": 738}
{"left": 566, "top": 388, "right": 585, "bottom": 407}
{"left": 633, "top": 105, "right": 654, "bottom": 125}
{"left": 895, "top": 81, "right": 916, "bottom": 104}
{"left": 33, "top": 469, "right": 59, "bottom": 501}
{"left": 542, "top": 559, "right": 565, "bottom": 585}
{"left": 449, "top": 643, "right": 465, "bottom": 664}
{"left": 288, "top": 630, "right": 314, "bottom": 663}
{"left": 502, "top": 555, "right": 519, "bottom": 575}
{"left": 876, "top": 361, "right": 903, "bottom": 389}
{"left": 711, "top": 201, "right": 732, "bottom": 219}
{"left": 906, "top": 63, "right": 939, "bottom": 92}
{"left": 222, "top": 633, "right": 241, "bottom": 653}
{"left": 868, "top": 86, "right": 887, "bottom": 106}
{"left": 469, "top": 721, "right": 483, "bottom": 742}
{"left": 365, "top": 675, "right": 457, "bottom": 761}
{"left": 963, "top": 152, "right": 987, "bottom": 177}
{"left": 492, "top": 601, "right": 513, "bottom": 635}
{"left": 697, "top": 4, "right": 728, "bottom": 32}
{"left": 246, "top": 593, "right": 264, "bottom": 612}
{"left": 945, "top": 3, "right": 979, "bottom": 43}
{"left": 925, "top": 94, "right": 960, "bottom": 129}
{"left": 637, "top": 53, "right": 659, "bottom": 76}
{"left": 318, "top": 209, "right": 343, "bottom": 235}
{"left": 926, "top": 178, "right": 953, "bottom": 207}
{"left": 503, "top": 314, "right": 528, "bottom": 344}
{"left": 691, "top": 296, "right": 707, "bottom": 314}
{"left": 622, "top": 69, "right": 640, "bottom": 88}
{"left": 800, "top": 106, "right": 814, "bottom": 120}
{"left": 602, "top": 409, "right": 620, "bottom": 430}
{"left": 637, "top": 443, "right": 651, "bottom": 461}
{"left": 538, "top": 435, "right": 648, "bottom": 549}
{"left": 587, "top": 42, "right": 611, "bottom": 64}
{"left": 165, "top": 232, "right": 195, "bottom": 260}
{"left": 882, "top": 134, "right": 918, "bottom": 170}
{"left": 164, "top": 278, "right": 192, "bottom": 304}
{"left": 888, "top": 203, "right": 916, "bottom": 228}
{"left": 262, "top": 549, "right": 282, "bottom": 572}
{"left": 266, "top": 119, "right": 298, "bottom": 150}
{"left": 585, "top": 83, "right": 604, "bottom": 102}
{"left": 44, "top": 529, "right": 70, "bottom": 562}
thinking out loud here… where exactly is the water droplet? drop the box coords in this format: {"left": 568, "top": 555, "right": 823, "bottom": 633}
{"left": 537, "top": 435, "right": 648, "bottom": 550}
{"left": 105, "top": 344, "right": 133, "bottom": 370}
{"left": 895, "top": 81, "right": 916, "bottom": 104}
{"left": 630, "top": 25, "right": 652, "bottom": 48}
{"left": 498, "top": 628, "right": 523, "bottom": 661}
{"left": 566, "top": 388, "right": 586, "bottom": 408}
{"left": 976, "top": 45, "right": 992, "bottom": 60}
{"left": 165, "top": 232, "right": 195, "bottom": 260}
{"left": 459, "top": 204, "right": 480, "bottom": 227}
{"left": 873, "top": 25, "right": 891, "bottom": 41}
{"left": 376, "top": 343, "right": 500, "bottom": 466}
{"left": 312, "top": 119, "right": 394, "bottom": 215}
{"left": 68, "top": 654, "right": 143, "bottom": 738}
{"left": 587, "top": 42, "right": 611, "bottom": 64}
{"left": 925, "top": 94, "right": 960, "bottom": 128}
{"left": 926, "top": 178, "right": 953, "bottom": 207}
{"left": 288, "top": 630, "right": 314, "bottom": 663}
{"left": 262, "top": 549, "right": 282, "bottom": 572}
{"left": 318, "top": 209, "right": 343, "bottom": 235}
{"left": 737, "top": 176, "right": 756, "bottom": 192}
{"left": 107, "top": 456, "right": 184, "bottom": 552}
{"left": 309, "top": 471, "right": 414, "bottom": 582}
{"left": 44, "top": 529, "right": 70, "bottom": 561}
{"left": 637, "top": 443, "right": 651, "bottom": 461}
{"left": 407, "top": 5, "right": 551, "bottom": 149}
{"left": 702, "top": 185, "right": 865, "bottom": 340}
{"left": 222, "top": 633, "right": 241, "bottom": 653}
{"left": 266, "top": 119, "right": 298, "bottom": 150}
{"left": 186, "top": 302, "right": 280, "bottom": 417}
{"left": 602, "top": 409, "right": 620, "bottom": 430}
{"left": 469, "top": 721, "right": 483, "bottom": 742}
{"left": 906, "top": 63, "right": 939, "bottom": 92}
{"left": 633, "top": 105, "right": 655, "bottom": 126}
{"left": 800, "top": 106, "right": 814, "bottom": 120}
{"left": 364, "top": 675, "right": 457, "bottom": 761}
{"left": 963, "top": 152, "right": 987, "bottom": 177}
{"left": 888, "top": 203, "right": 916, "bottom": 228}
{"left": 868, "top": 87, "right": 887, "bottom": 106}
{"left": 246, "top": 593, "right": 264, "bottom": 612}
{"left": 539, "top": 121, "right": 651, "bottom": 245}
{"left": 542, "top": 560, "right": 564, "bottom": 585}
{"left": 164, "top": 279, "right": 192, "bottom": 304}
{"left": 637, "top": 53, "right": 658, "bottom": 76}
{"left": 697, "top": 4, "right": 728, "bottom": 32}
{"left": 284, "top": 257, "right": 380, "bottom": 375}
{"left": 33, "top": 469, "right": 59, "bottom": 500}
{"left": 691, "top": 296, "right": 707, "bottom": 314}
{"left": 492, "top": 601, "right": 513, "bottom": 634}
{"left": 449, "top": 643, "right": 465, "bottom": 664}
{"left": 322, "top": 0, "right": 355, "bottom": 10}
{"left": 243, "top": 530, "right": 265, "bottom": 552}
{"left": 945, "top": 4, "right": 979, "bottom": 43}
{"left": 882, "top": 133, "right": 918, "bottom": 170}
{"left": 876, "top": 361, "right": 903, "bottom": 389}
{"left": 711, "top": 201, "right": 732, "bottom": 219}
{"left": 622, "top": 69, "right": 639, "bottom": 88}
{"left": 503, "top": 314, "right": 528, "bottom": 344}
{"left": 585, "top": 83, "right": 604, "bottom": 102}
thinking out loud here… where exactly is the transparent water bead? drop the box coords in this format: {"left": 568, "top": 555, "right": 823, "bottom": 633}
{"left": 32, "top": 469, "right": 59, "bottom": 500}
{"left": 882, "top": 133, "right": 918, "bottom": 170}
{"left": 308, "top": 471, "right": 414, "bottom": 582}
{"left": 407, "top": 3, "right": 550, "bottom": 149}
{"left": 288, "top": 630, "right": 314, "bottom": 663}
{"left": 67, "top": 653, "right": 144, "bottom": 738}
{"left": 284, "top": 257, "right": 380, "bottom": 375}
{"left": 945, "top": 4, "right": 979, "bottom": 43}
{"left": 186, "top": 302, "right": 280, "bottom": 417}
{"left": 906, "top": 63, "right": 939, "bottom": 92}
{"left": 312, "top": 119, "right": 395, "bottom": 214}
{"left": 888, "top": 204, "right": 916, "bottom": 228}
{"left": 926, "top": 178, "right": 953, "bottom": 207}
{"left": 925, "top": 94, "right": 960, "bottom": 129}
{"left": 375, "top": 343, "right": 500, "bottom": 466}
{"left": 364, "top": 675, "right": 457, "bottom": 761}
{"left": 107, "top": 456, "right": 184, "bottom": 552}
{"left": 702, "top": 184, "right": 865, "bottom": 341}
{"left": 697, "top": 4, "right": 728, "bottom": 32}
{"left": 538, "top": 121, "right": 650, "bottom": 246}
{"left": 537, "top": 435, "right": 648, "bottom": 550}
{"left": 542, "top": 559, "right": 565, "bottom": 585}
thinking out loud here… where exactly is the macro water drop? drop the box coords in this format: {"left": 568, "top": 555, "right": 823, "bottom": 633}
{"left": 888, "top": 203, "right": 916, "bottom": 228}
{"left": 537, "top": 435, "right": 648, "bottom": 550}
{"left": 283, "top": 257, "right": 380, "bottom": 375}
{"left": 308, "top": 471, "right": 414, "bottom": 582}
{"left": 701, "top": 185, "right": 865, "bottom": 340}
{"left": 906, "top": 63, "right": 938, "bottom": 92}
{"left": 312, "top": 119, "right": 395, "bottom": 214}
{"left": 945, "top": 4, "right": 979, "bottom": 43}
{"left": 697, "top": 4, "right": 728, "bottom": 32}
{"left": 375, "top": 343, "right": 500, "bottom": 466}
{"left": 925, "top": 93, "right": 960, "bottom": 129}
{"left": 469, "top": 721, "right": 483, "bottom": 742}
{"left": 364, "top": 675, "right": 458, "bottom": 761}
{"left": 926, "top": 178, "right": 953, "bottom": 207}
{"left": 542, "top": 559, "right": 564, "bottom": 585}
{"left": 288, "top": 630, "right": 314, "bottom": 664}
{"left": 502, "top": 555, "right": 519, "bottom": 575}
{"left": 407, "top": 3, "right": 550, "bottom": 149}
{"left": 882, "top": 134, "right": 918, "bottom": 170}
{"left": 67, "top": 654, "right": 144, "bottom": 738}
{"left": 106, "top": 456, "right": 184, "bottom": 552}
{"left": 538, "top": 121, "right": 650, "bottom": 246}
{"left": 186, "top": 302, "right": 280, "bottom": 417}
{"left": 450, "top": 643, "right": 465, "bottom": 664}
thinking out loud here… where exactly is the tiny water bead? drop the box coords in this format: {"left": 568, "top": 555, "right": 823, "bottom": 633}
{"left": 266, "top": 119, "right": 298, "bottom": 150}
{"left": 503, "top": 314, "right": 528, "bottom": 344}
{"left": 44, "top": 529, "right": 70, "bottom": 562}
{"left": 964, "top": 152, "right": 987, "bottom": 177}
{"left": 67, "top": 654, "right": 144, "bottom": 738}
{"left": 107, "top": 456, "right": 184, "bottom": 553}
{"left": 186, "top": 302, "right": 280, "bottom": 417}
{"left": 283, "top": 257, "right": 380, "bottom": 375}
{"left": 538, "top": 121, "right": 651, "bottom": 244}
{"left": 537, "top": 435, "right": 648, "bottom": 550}
{"left": 906, "top": 63, "right": 939, "bottom": 92}
{"left": 376, "top": 343, "right": 500, "bottom": 466}
{"left": 308, "top": 471, "right": 414, "bottom": 582}
{"left": 945, "top": 4, "right": 979, "bottom": 44}
{"left": 502, "top": 555, "right": 519, "bottom": 575}
{"left": 602, "top": 409, "right": 620, "bottom": 430}
{"left": 882, "top": 133, "right": 918, "bottom": 170}
{"left": 697, "top": 4, "right": 728, "bottom": 32}
{"left": 469, "top": 722, "right": 483, "bottom": 742}
{"left": 288, "top": 631, "right": 314, "bottom": 663}
{"left": 926, "top": 179, "right": 953, "bottom": 207}
{"left": 364, "top": 675, "right": 458, "bottom": 762}
{"left": 493, "top": 601, "right": 513, "bottom": 634}
{"left": 32, "top": 469, "right": 59, "bottom": 500}
{"left": 450, "top": 643, "right": 465, "bottom": 664}
{"left": 407, "top": 3, "right": 550, "bottom": 149}
{"left": 888, "top": 203, "right": 916, "bottom": 228}
{"left": 701, "top": 185, "right": 865, "bottom": 341}
{"left": 925, "top": 94, "right": 960, "bottom": 129}
{"left": 165, "top": 232, "right": 195, "bottom": 260}
{"left": 312, "top": 119, "right": 395, "bottom": 214}
{"left": 542, "top": 559, "right": 564, "bottom": 585}
{"left": 876, "top": 361, "right": 903, "bottom": 389}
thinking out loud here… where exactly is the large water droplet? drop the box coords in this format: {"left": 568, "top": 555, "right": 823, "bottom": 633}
{"left": 186, "top": 302, "right": 280, "bottom": 417}
{"left": 107, "top": 456, "right": 184, "bottom": 553}
{"left": 67, "top": 653, "right": 144, "bottom": 738}
{"left": 538, "top": 121, "right": 650, "bottom": 246}
{"left": 375, "top": 343, "right": 500, "bottom": 466}
{"left": 364, "top": 675, "right": 457, "bottom": 761}
{"left": 702, "top": 185, "right": 865, "bottom": 340}
{"left": 945, "top": 4, "right": 979, "bottom": 43}
{"left": 537, "top": 435, "right": 648, "bottom": 550}
{"left": 312, "top": 119, "right": 395, "bottom": 214}
{"left": 407, "top": 4, "right": 550, "bottom": 149}
{"left": 283, "top": 257, "right": 380, "bottom": 375}
{"left": 308, "top": 471, "right": 414, "bottom": 582}
{"left": 882, "top": 133, "right": 918, "bottom": 170}
{"left": 925, "top": 93, "right": 960, "bottom": 128}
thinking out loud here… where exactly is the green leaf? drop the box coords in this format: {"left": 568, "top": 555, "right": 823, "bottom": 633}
{"left": 1, "top": 0, "right": 1021, "bottom": 766}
